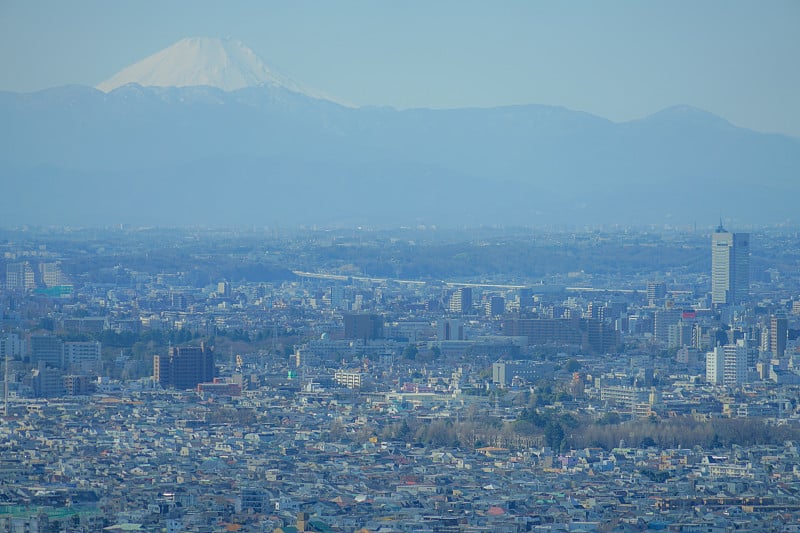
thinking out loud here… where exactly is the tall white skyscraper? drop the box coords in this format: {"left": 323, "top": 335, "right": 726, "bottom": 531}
{"left": 706, "top": 339, "right": 748, "bottom": 386}
{"left": 706, "top": 347, "right": 722, "bottom": 384}
{"left": 711, "top": 224, "right": 749, "bottom": 305}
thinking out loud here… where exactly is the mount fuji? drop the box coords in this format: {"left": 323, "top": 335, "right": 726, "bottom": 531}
{"left": 0, "top": 37, "right": 798, "bottom": 227}
{"left": 96, "top": 37, "right": 322, "bottom": 98}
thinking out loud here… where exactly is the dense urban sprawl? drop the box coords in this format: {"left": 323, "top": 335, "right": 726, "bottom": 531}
{"left": 2, "top": 225, "right": 800, "bottom": 532}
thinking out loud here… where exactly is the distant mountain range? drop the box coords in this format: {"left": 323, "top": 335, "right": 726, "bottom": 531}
{"left": 1, "top": 37, "right": 797, "bottom": 228}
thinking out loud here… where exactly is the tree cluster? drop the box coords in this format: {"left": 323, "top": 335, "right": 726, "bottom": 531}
{"left": 567, "top": 415, "right": 799, "bottom": 451}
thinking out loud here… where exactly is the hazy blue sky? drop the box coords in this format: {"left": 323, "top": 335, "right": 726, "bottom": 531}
{"left": 1, "top": 1, "right": 798, "bottom": 137}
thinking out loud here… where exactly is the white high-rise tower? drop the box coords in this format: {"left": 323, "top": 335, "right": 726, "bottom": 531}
{"left": 711, "top": 223, "right": 749, "bottom": 306}
{"left": 706, "top": 339, "right": 748, "bottom": 386}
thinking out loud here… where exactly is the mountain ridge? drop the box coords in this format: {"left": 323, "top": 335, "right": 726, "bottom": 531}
{"left": 0, "top": 83, "right": 797, "bottom": 227}
{"left": 3, "top": 81, "right": 797, "bottom": 142}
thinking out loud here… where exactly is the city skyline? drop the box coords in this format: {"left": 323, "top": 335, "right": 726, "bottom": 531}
{"left": 2, "top": 224, "right": 800, "bottom": 529}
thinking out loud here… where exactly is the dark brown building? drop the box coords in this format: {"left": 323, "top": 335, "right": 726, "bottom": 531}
{"left": 771, "top": 315, "right": 788, "bottom": 357}
{"left": 503, "top": 317, "right": 619, "bottom": 354}
{"left": 154, "top": 342, "right": 215, "bottom": 389}
{"left": 343, "top": 313, "right": 384, "bottom": 340}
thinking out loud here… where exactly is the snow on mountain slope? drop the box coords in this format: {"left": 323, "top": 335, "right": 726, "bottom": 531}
{"left": 96, "top": 37, "right": 316, "bottom": 95}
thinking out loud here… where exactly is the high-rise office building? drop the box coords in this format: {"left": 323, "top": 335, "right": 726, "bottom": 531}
{"left": 654, "top": 309, "right": 682, "bottom": 343}
{"left": 706, "top": 339, "right": 748, "bottom": 386}
{"left": 711, "top": 224, "right": 749, "bottom": 306}
{"left": 449, "top": 287, "right": 473, "bottom": 314}
{"left": 770, "top": 315, "right": 788, "bottom": 357}
{"left": 5, "top": 262, "right": 35, "bottom": 291}
{"left": 646, "top": 280, "right": 667, "bottom": 306}
{"left": 485, "top": 295, "right": 505, "bottom": 317}
{"left": 668, "top": 321, "right": 694, "bottom": 349}
{"left": 64, "top": 341, "right": 102, "bottom": 373}
{"left": 154, "top": 343, "right": 215, "bottom": 390}
{"left": 39, "top": 262, "right": 65, "bottom": 287}
{"left": 518, "top": 288, "right": 534, "bottom": 310}
{"left": 217, "top": 281, "right": 231, "bottom": 298}
{"left": 343, "top": 313, "right": 383, "bottom": 340}
{"left": 587, "top": 301, "right": 605, "bottom": 320}
{"left": 0, "top": 333, "right": 24, "bottom": 360}
{"left": 30, "top": 335, "right": 63, "bottom": 369}
{"left": 438, "top": 319, "right": 465, "bottom": 341}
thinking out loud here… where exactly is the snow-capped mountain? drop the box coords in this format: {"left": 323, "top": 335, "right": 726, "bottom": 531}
{"left": 96, "top": 37, "right": 317, "bottom": 95}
